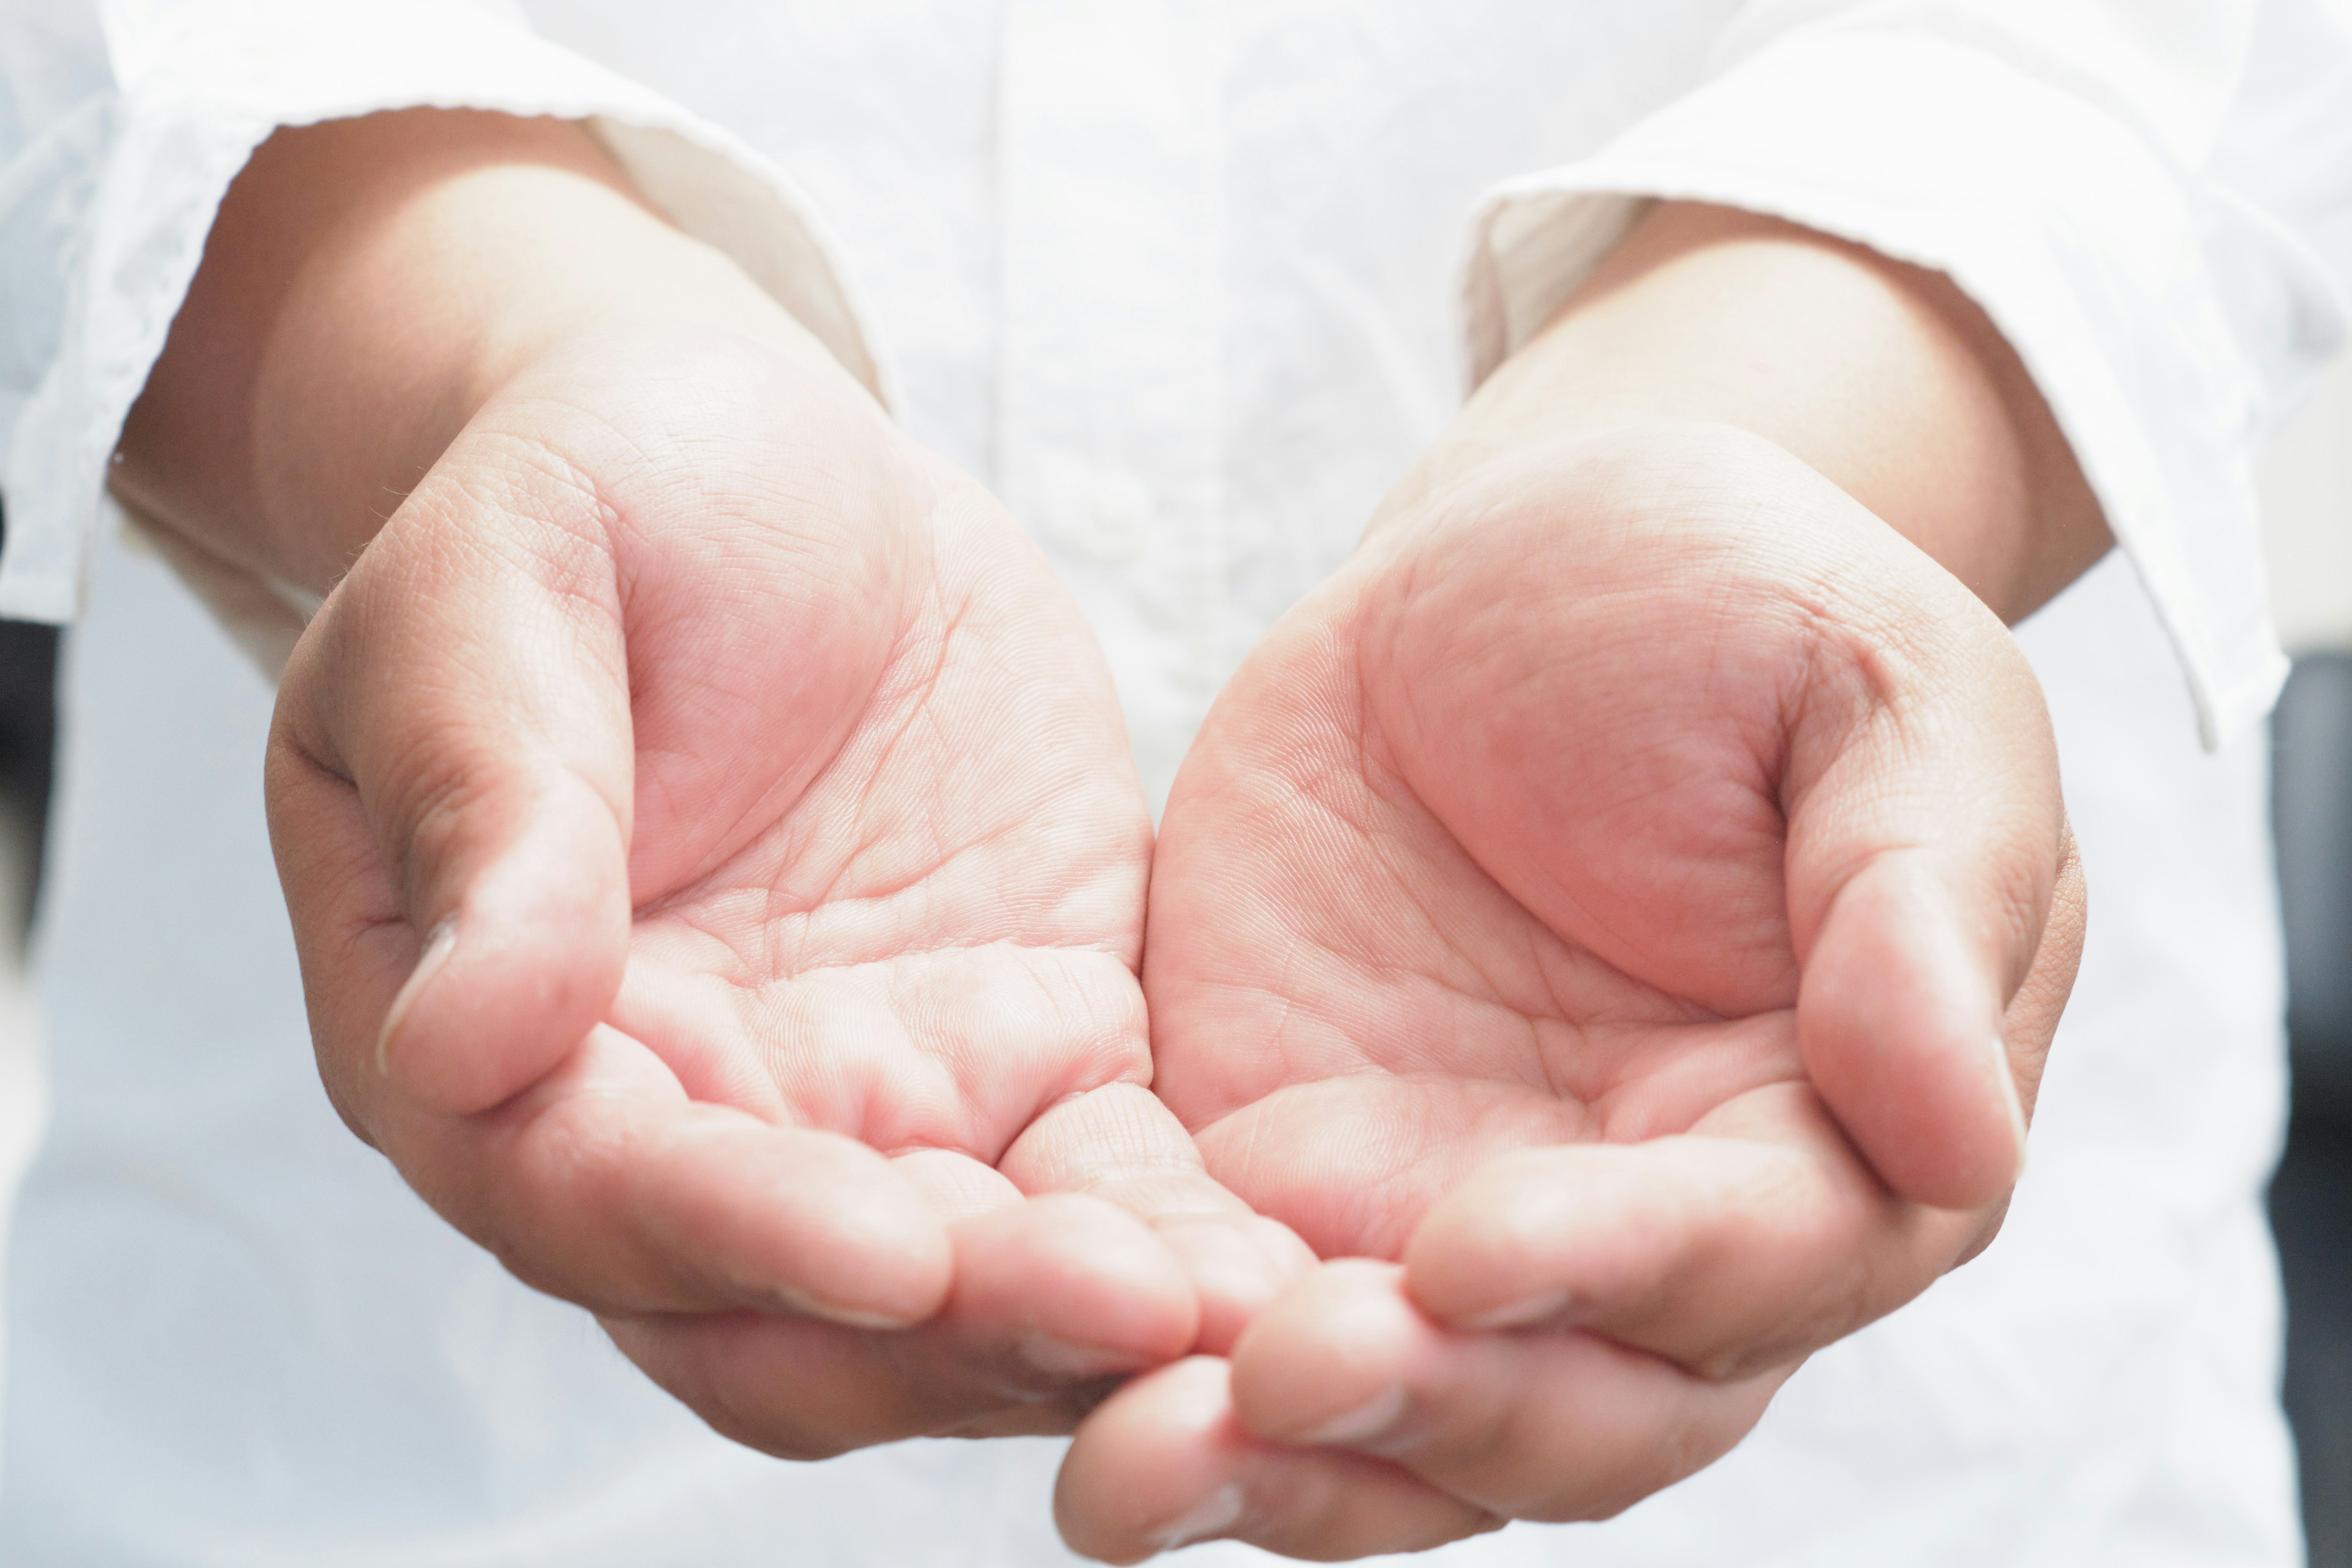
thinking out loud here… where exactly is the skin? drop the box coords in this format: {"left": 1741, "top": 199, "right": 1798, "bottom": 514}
{"left": 115, "top": 108, "right": 1310, "bottom": 1459}
{"left": 117, "top": 110, "right": 2101, "bottom": 1559}
{"left": 1055, "top": 205, "right": 2104, "bottom": 1560}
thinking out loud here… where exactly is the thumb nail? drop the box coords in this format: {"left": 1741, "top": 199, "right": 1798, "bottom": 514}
{"left": 1988, "top": 1028, "right": 2029, "bottom": 1181}
{"left": 377, "top": 919, "right": 458, "bottom": 1077}
{"left": 1153, "top": 1483, "right": 1246, "bottom": 1552}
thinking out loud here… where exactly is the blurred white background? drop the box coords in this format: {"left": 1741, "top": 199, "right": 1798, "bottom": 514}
{"left": 2263, "top": 353, "right": 2352, "bottom": 655}
{"left": 0, "top": 349, "right": 2340, "bottom": 1439}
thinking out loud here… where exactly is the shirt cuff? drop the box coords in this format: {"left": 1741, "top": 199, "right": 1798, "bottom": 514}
{"left": 1460, "top": 27, "right": 2302, "bottom": 751}
{"left": 0, "top": 0, "right": 887, "bottom": 629}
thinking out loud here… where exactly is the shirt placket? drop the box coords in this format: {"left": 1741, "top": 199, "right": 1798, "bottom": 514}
{"left": 995, "top": 0, "right": 1226, "bottom": 804}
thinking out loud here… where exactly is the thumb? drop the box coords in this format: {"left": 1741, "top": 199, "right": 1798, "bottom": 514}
{"left": 269, "top": 442, "right": 635, "bottom": 1120}
{"left": 1783, "top": 567, "right": 2078, "bottom": 1213}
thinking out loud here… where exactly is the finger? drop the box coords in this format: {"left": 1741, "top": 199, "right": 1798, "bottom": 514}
{"left": 1228, "top": 1262, "right": 1786, "bottom": 1523}
{"left": 1782, "top": 532, "right": 2074, "bottom": 1211}
{"left": 1796, "top": 852, "right": 2030, "bottom": 1210}
{"left": 270, "top": 434, "right": 638, "bottom": 1118}
{"left": 1400, "top": 1108, "right": 1979, "bottom": 1378}
{"left": 369, "top": 1023, "right": 951, "bottom": 1321}
{"left": 1355, "top": 431, "right": 2069, "bottom": 1214}
{"left": 1951, "top": 823, "right": 2085, "bottom": 1267}
{"left": 1056, "top": 1356, "right": 1494, "bottom": 1564}
{"left": 1001, "top": 1082, "right": 1317, "bottom": 1352}
{"left": 606, "top": 1191, "right": 1200, "bottom": 1460}
{"left": 2000, "top": 821, "right": 2085, "bottom": 1123}
{"left": 946, "top": 1191, "right": 1200, "bottom": 1381}
{"left": 273, "top": 724, "right": 951, "bottom": 1323}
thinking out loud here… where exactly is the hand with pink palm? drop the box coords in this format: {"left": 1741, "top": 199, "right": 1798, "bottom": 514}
{"left": 266, "top": 318, "right": 1306, "bottom": 1458}
{"left": 1060, "top": 423, "right": 2083, "bottom": 1559}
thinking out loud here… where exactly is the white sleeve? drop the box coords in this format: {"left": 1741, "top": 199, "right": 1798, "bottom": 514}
{"left": 1461, "top": 0, "right": 2352, "bottom": 749}
{"left": 0, "top": 0, "right": 886, "bottom": 626}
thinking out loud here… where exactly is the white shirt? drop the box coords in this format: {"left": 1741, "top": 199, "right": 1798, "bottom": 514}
{"left": 1, "top": 2, "right": 2346, "bottom": 1562}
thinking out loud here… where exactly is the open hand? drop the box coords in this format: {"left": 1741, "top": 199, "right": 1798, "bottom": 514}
{"left": 266, "top": 319, "right": 1306, "bottom": 1460}
{"left": 1060, "top": 422, "right": 2083, "bottom": 1559}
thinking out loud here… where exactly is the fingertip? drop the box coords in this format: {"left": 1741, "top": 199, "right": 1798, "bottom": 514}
{"left": 1056, "top": 1357, "right": 1240, "bottom": 1563}
{"left": 1800, "top": 856, "right": 2026, "bottom": 1211}
{"left": 377, "top": 778, "right": 631, "bottom": 1116}
{"left": 1990, "top": 1037, "right": 2030, "bottom": 1178}
{"left": 375, "top": 918, "right": 456, "bottom": 1079}
{"left": 1060, "top": 1351, "right": 1491, "bottom": 1562}
{"left": 708, "top": 1126, "right": 956, "bottom": 1329}
{"left": 1402, "top": 1149, "right": 1590, "bottom": 1330}
{"left": 1228, "top": 1261, "right": 1420, "bottom": 1446}
{"left": 1158, "top": 1213, "right": 1319, "bottom": 1354}
{"left": 952, "top": 1193, "right": 1199, "bottom": 1373}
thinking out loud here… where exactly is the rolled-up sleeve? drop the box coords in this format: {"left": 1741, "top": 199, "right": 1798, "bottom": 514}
{"left": 0, "top": 0, "right": 883, "bottom": 625}
{"left": 1463, "top": 1, "right": 2352, "bottom": 748}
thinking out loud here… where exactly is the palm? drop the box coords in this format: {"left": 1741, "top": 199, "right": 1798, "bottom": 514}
{"left": 1148, "top": 594, "right": 1804, "bottom": 1268}
{"left": 599, "top": 432, "right": 1155, "bottom": 1219}
{"left": 1145, "top": 426, "right": 2073, "bottom": 1426}
{"left": 1146, "top": 483, "right": 1820, "bottom": 1265}
{"left": 272, "top": 325, "right": 1293, "bottom": 1458}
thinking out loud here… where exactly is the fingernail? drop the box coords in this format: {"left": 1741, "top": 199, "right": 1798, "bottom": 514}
{"left": 1459, "top": 1286, "right": 1575, "bottom": 1332}
{"left": 1292, "top": 1383, "right": 1406, "bottom": 1446}
{"left": 1017, "top": 1331, "right": 1145, "bottom": 1380}
{"left": 1989, "top": 1031, "right": 2029, "bottom": 1182}
{"left": 770, "top": 1283, "right": 925, "bottom": 1333}
{"left": 377, "top": 919, "right": 458, "bottom": 1077}
{"left": 1152, "top": 1482, "right": 1245, "bottom": 1551}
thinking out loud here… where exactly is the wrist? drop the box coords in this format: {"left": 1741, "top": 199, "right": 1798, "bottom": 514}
{"left": 116, "top": 109, "right": 845, "bottom": 598}
{"left": 1371, "top": 204, "right": 2108, "bottom": 624}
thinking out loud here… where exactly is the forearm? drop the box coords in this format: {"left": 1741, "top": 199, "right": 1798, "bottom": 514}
{"left": 113, "top": 109, "right": 836, "bottom": 598}
{"left": 1385, "top": 202, "right": 2110, "bottom": 624}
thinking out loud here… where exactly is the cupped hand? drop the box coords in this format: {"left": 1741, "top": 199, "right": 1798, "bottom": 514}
{"left": 1059, "top": 422, "right": 2084, "bottom": 1559}
{"left": 266, "top": 320, "right": 1306, "bottom": 1459}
